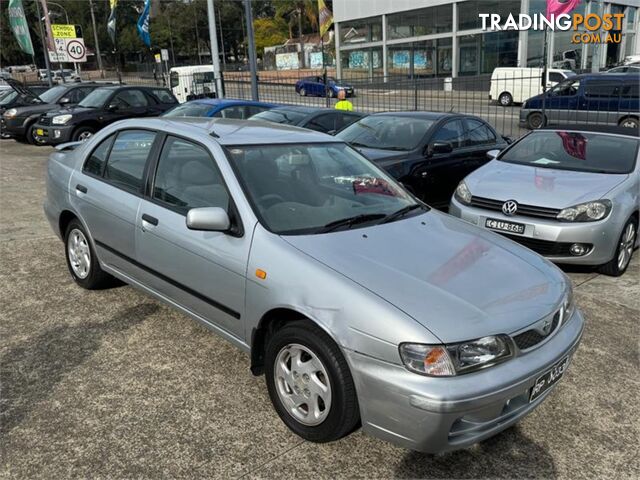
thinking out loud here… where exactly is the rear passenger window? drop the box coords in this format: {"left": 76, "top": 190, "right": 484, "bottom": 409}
{"left": 465, "top": 119, "right": 496, "bottom": 146}
{"left": 432, "top": 120, "right": 466, "bottom": 149}
{"left": 83, "top": 134, "right": 115, "bottom": 176}
{"left": 306, "top": 114, "right": 337, "bottom": 132}
{"left": 104, "top": 130, "right": 156, "bottom": 192}
{"left": 153, "top": 136, "right": 229, "bottom": 214}
{"left": 152, "top": 89, "right": 177, "bottom": 104}
{"left": 213, "top": 105, "right": 246, "bottom": 119}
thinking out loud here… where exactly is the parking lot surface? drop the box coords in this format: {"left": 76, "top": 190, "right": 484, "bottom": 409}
{"left": 1, "top": 140, "right": 638, "bottom": 479}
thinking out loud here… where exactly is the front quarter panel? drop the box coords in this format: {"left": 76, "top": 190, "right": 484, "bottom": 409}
{"left": 244, "top": 226, "right": 440, "bottom": 365}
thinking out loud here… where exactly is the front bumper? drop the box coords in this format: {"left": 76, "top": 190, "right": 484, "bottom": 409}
{"left": 1, "top": 116, "right": 26, "bottom": 137}
{"left": 32, "top": 123, "right": 74, "bottom": 145}
{"left": 449, "top": 196, "right": 618, "bottom": 265}
{"left": 345, "top": 308, "right": 584, "bottom": 453}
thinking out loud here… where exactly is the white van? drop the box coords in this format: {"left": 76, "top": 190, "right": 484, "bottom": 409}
{"left": 490, "top": 67, "right": 575, "bottom": 106}
{"left": 169, "top": 65, "right": 217, "bottom": 103}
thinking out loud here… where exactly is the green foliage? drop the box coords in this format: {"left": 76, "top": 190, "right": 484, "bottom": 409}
{"left": 253, "top": 17, "right": 288, "bottom": 57}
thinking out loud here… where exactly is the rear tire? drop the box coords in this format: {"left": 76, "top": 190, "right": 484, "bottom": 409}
{"left": 598, "top": 217, "right": 637, "bottom": 277}
{"left": 64, "top": 219, "right": 112, "bottom": 289}
{"left": 527, "top": 112, "right": 545, "bottom": 129}
{"left": 618, "top": 117, "right": 639, "bottom": 129}
{"left": 265, "top": 319, "right": 360, "bottom": 443}
{"left": 299, "top": 87, "right": 307, "bottom": 97}
{"left": 498, "top": 92, "right": 513, "bottom": 106}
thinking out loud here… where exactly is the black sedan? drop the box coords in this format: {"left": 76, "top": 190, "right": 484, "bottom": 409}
{"left": 250, "top": 105, "right": 364, "bottom": 135}
{"left": 32, "top": 85, "right": 178, "bottom": 145}
{"left": 336, "top": 112, "right": 509, "bottom": 209}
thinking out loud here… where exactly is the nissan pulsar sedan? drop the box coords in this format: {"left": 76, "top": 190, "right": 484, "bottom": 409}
{"left": 450, "top": 126, "right": 639, "bottom": 277}
{"left": 45, "top": 118, "right": 584, "bottom": 453}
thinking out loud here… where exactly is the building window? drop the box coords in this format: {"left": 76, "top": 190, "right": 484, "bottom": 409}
{"left": 388, "top": 41, "right": 438, "bottom": 78}
{"left": 341, "top": 47, "right": 383, "bottom": 77}
{"left": 458, "top": 31, "right": 518, "bottom": 76}
{"left": 388, "top": 5, "right": 452, "bottom": 40}
{"left": 458, "top": 0, "right": 521, "bottom": 31}
{"left": 340, "top": 17, "right": 382, "bottom": 45}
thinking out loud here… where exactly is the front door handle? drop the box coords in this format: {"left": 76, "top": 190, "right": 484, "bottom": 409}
{"left": 76, "top": 184, "right": 87, "bottom": 194}
{"left": 141, "top": 214, "right": 159, "bottom": 226}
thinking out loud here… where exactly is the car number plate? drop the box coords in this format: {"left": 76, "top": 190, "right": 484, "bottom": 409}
{"left": 485, "top": 218, "right": 525, "bottom": 235}
{"left": 36, "top": 129, "right": 44, "bottom": 136}
{"left": 530, "top": 356, "right": 569, "bottom": 402}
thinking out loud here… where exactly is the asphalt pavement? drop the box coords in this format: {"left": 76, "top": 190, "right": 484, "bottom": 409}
{"left": 1, "top": 140, "right": 638, "bottom": 479}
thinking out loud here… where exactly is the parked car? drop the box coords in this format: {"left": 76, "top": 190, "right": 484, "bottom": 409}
{"left": 1, "top": 82, "right": 105, "bottom": 144}
{"left": 295, "top": 76, "right": 355, "bottom": 97}
{"left": 0, "top": 84, "right": 50, "bottom": 118}
{"left": 44, "top": 117, "right": 583, "bottom": 453}
{"left": 32, "top": 85, "right": 178, "bottom": 145}
{"left": 163, "top": 98, "right": 276, "bottom": 119}
{"left": 450, "top": 126, "right": 639, "bottom": 276}
{"left": 519, "top": 73, "right": 640, "bottom": 129}
{"left": 250, "top": 105, "right": 364, "bottom": 135}
{"left": 605, "top": 65, "right": 640, "bottom": 74}
{"left": 336, "top": 112, "right": 510, "bottom": 209}
{"left": 490, "top": 67, "right": 575, "bottom": 106}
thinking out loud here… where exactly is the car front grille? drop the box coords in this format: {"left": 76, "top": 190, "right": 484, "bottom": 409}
{"left": 470, "top": 196, "right": 561, "bottom": 219}
{"left": 513, "top": 310, "right": 562, "bottom": 350}
{"left": 497, "top": 233, "right": 577, "bottom": 257}
{"left": 38, "top": 116, "right": 51, "bottom": 126}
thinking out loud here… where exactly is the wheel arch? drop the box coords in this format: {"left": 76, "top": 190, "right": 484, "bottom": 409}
{"left": 249, "top": 307, "right": 339, "bottom": 376}
{"left": 72, "top": 120, "right": 100, "bottom": 137}
{"left": 58, "top": 209, "right": 79, "bottom": 238}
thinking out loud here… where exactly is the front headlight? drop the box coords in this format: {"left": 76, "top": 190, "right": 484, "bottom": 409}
{"left": 399, "top": 335, "right": 512, "bottom": 376}
{"left": 454, "top": 180, "right": 472, "bottom": 204}
{"left": 4, "top": 108, "right": 17, "bottom": 118}
{"left": 561, "top": 285, "right": 575, "bottom": 324}
{"left": 557, "top": 200, "right": 612, "bottom": 222}
{"left": 52, "top": 114, "right": 72, "bottom": 125}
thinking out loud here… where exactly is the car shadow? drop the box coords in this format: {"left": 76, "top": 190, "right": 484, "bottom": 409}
{"left": 395, "top": 426, "right": 557, "bottom": 479}
{"left": 0, "top": 303, "right": 158, "bottom": 436}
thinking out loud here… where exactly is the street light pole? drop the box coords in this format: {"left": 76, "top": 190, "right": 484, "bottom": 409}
{"left": 243, "top": 0, "right": 259, "bottom": 100}
{"left": 206, "top": 0, "right": 224, "bottom": 98}
{"left": 89, "top": 0, "right": 104, "bottom": 76}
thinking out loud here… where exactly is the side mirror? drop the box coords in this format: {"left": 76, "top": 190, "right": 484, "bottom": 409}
{"left": 486, "top": 149, "right": 501, "bottom": 160}
{"left": 186, "top": 207, "right": 230, "bottom": 232}
{"left": 59, "top": 97, "right": 71, "bottom": 105}
{"left": 427, "top": 141, "right": 453, "bottom": 156}
{"left": 106, "top": 103, "right": 118, "bottom": 112}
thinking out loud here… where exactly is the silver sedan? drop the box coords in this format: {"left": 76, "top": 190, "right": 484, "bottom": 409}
{"left": 450, "top": 126, "right": 639, "bottom": 276}
{"left": 45, "top": 118, "right": 583, "bottom": 453}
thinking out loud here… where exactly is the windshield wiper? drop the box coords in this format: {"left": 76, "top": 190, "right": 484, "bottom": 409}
{"left": 318, "top": 213, "right": 386, "bottom": 233}
{"left": 380, "top": 204, "right": 426, "bottom": 224}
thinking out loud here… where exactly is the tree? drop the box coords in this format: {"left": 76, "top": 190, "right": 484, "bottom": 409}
{"left": 253, "top": 17, "right": 288, "bottom": 59}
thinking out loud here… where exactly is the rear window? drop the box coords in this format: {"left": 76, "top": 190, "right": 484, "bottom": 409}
{"left": 500, "top": 131, "right": 639, "bottom": 174}
{"left": 251, "top": 109, "right": 308, "bottom": 125}
{"left": 162, "top": 103, "right": 213, "bottom": 117}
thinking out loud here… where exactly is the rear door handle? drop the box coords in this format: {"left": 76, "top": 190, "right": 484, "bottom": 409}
{"left": 141, "top": 214, "right": 159, "bottom": 226}
{"left": 75, "top": 184, "right": 87, "bottom": 194}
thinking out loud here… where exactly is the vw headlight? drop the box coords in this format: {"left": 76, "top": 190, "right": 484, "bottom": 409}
{"left": 4, "top": 108, "right": 17, "bottom": 118}
{"left": 557, "top": 200, "right": 611, "bottom": 222}
{"left": 454, "top": 180, "right": 472, "bottom": 205}
{"left": 399, "top": 335, "right": 512, "bottom": 376}
{"left": 52, "top": 114, "right": 72, "bottom": 125}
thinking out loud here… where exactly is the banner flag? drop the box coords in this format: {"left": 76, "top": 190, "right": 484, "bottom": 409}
{"left": 546, "top": 0, "right": 582, "bottom": 16}
{"left": 107, "top": 0, "right": 118, "bottom": 45}
{"left": 7, "top": 0, "right": 34, "bottom": 56}
{"left": 137, "top": 0, "right": 151, "bottom": 47}
{"left": 318, "top": 0, "right": 333, "bottom": 38}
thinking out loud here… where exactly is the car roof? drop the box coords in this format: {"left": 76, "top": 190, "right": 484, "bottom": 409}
{"left": 188, "top": 98, "right": 275, "bottom": 107}
{"left": 573, "top": 72, "right": 640, "bottom": 80}
{"left": 538, "top": 125, "right": 639, "bottom": 137}
{"left": 268, "top": 105, "right": 326, "bottom": 114}
{"left": 115, "top": 117, "right": 337, "bottom": 146}
{"left": 367, "top": 111, "right": 461, "bottom": 121}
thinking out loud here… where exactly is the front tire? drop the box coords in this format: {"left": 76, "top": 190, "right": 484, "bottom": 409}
{"left": 265, "top": 320, "right": 360, "bottom": 443}
{"left": 299, "top": 87, "right": 307, "bottom": 97}
{"left": 72, "top": 126, "right": 95, "bottom": 142}
{"left": 64, "top": 219, "right": 111, "bottom": 289}
{"left": 619, "top": 117, "right": 639, "bottom": 129}
{"left": 599, "top": 217, "right": 637, "bottom": 277}
{"left": 25, "top": 124, "right": 38, "bottom": 145}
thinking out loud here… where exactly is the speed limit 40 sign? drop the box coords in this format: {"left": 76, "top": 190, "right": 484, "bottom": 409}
{"left": 48, "top": 37, "right": 87, "bottom": 63}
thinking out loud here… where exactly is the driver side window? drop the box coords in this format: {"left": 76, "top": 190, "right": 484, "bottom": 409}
{"left": 553, "top": 79, "right": 580, "bottom": 97}
{"left": 431, "top": 120, "right": 465, "bottom": 149}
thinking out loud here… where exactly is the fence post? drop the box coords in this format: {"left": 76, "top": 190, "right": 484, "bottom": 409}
{"left": 414, "top": 75, "right": 418, "bottom": 111}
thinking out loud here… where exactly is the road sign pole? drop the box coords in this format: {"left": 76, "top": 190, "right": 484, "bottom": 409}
{"left": 34, "top": 0, "right": 53, "bottom": 86}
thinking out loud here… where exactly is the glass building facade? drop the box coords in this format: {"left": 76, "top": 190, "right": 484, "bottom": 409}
{"left": 335, "top": 0, "right": 640, "bottom": 79}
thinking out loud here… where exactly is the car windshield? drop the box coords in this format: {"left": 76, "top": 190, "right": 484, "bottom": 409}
{"left": 38, "top": 85, "right": 67, "bottom": 103}
{"left": 79, "top": 88, "right": 112, "bottom": 108}
{"left": 336, "top": 115, "right": 434, "bottom": 151}
{"left": 0, "top": 90, "right": 17, "bottom": 105}
{"left": 499, "top": 131, "right": 639, "bottom": 174}
{"left": 226, "top": 143, "right": 422, "bottom": 234}
{"left": 163, "top": 103, "right": 213, "bottom": 117}
{"left": 250, "top": 109, "right": 308, "bottom": 125}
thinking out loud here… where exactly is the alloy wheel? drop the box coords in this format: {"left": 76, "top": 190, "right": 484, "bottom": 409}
{"left": 617, "top": 222, "right": 636, "bottom": 271}
{"left": 78, "top": 131, "right": 93, "bottom": 142}
{"left": 67, "top": 228, "right": 91, "bottom": 279}
{"left": 620, "top": 119, "right": 638, "bottom": 129}
{"left": 274, "top": 343, "right": 332, "bottom": 426}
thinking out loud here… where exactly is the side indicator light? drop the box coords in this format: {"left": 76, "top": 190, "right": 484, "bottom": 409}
{"left": 255, "top": 269, "right": 267, "bottom": 280}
